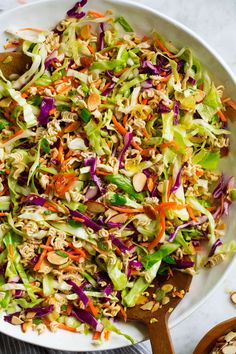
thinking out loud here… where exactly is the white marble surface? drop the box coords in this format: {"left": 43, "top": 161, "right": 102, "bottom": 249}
{"left": 0, "top": 1, "right": 235, "bottom": 353}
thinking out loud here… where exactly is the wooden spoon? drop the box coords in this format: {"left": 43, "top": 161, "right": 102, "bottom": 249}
{"left": 123, "top": 270, "right": 192, "bottom": 354}
{"left": 0, "top": 52, "right": 31, "bottom": 79}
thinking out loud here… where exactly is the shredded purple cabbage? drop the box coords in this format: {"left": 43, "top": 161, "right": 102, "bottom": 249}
{"left": 173, "top": 100, "right": 180, "bottom": 125}
{"left": 4, "top": 305, "right": 54, "bottom": 323}
{"left": 170, "top": 166, "right": 183, "bottom": 193}
{"left": 156, "top": 101, "right": 171, "bottom": 114}
{"left": 15, "top": 290, "right": 23, "bottom": 298}
{"left": 85, "top": 157, "right": 104, "bottom": 192}
{"left": 25, "top": 194, "right": 46, "bottom": 206}
{"left": 67, "top": 279, "right": 89, "bottom": 306}
{"left": 105, "top": 70, "right": 113, "bottom": 78}
{"left": 213, "top": 174, "right": 225, "bottom": 198}
{"left": 67, "top": 0, "right": 87, "bottom": 19}
{"left": 38, "top": 97, "right": 55, "bottom": 126}
{"left": 107, "top": 221, "right": 124, "bottom": 228}
{"left": 174, "top": 259, "right": 194, "bottom": 269}
{"left": 45, "top": 50, "right": 58, "bottom": 70}
{"left": 109, "top": 234, "right": 132, "bottom": 253}
{"left": 71, "top": 210, "right": 101, "bottom": 231}
{"left": 169, "top": 215, "right": 208, "bottom": 242}
{"left": 118, "top": 132, "right": 133, "bottom": 168}
{"left": 98, "top": 23, "right": 105, "bottom": 51}
{"left": 141, "top": 59, "right": 159, "bottom": 75}
{"left": 141, "top": 79, "right": 153, "bottom": 89}
{"left": 72, "top": 308, "right": 103, "bottom": 332}
{"left": 188, "top": 77, "right": 197, "bottom": 85}
{"left": 208, "top": 238, "right": 223, "bottom": 257}
{"left": 101, "top": 82, "right": 115, "bottom": 96}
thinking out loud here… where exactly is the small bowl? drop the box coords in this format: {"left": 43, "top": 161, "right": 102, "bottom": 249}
{"left": 193, "top": 317, "right": 236, "bottom": 354}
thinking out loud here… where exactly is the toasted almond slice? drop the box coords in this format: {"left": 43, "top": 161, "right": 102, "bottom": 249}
{"left": 140, "top": 301, "right": 155, "bottom": 311}
{"left": 143, "top": 204, "right": 157, "bottom": 220}
{"left": 87, "top": 92, "right": 101, "bottom": 111}
{"left": 47, "top": 251, "right": 68, "bottom": 266}
{"left": 230, "top": 292, "right": 236, "bottom": 305}
{"left": 109, "top": 213, "right": 128, "bottom": 224}
{"left": 222, "top": 346, "right": 236, "bottom": 354}
{"left": 194, "top": 89, "right": 206, "bottom": 103}
{"left": 85, "top": 201, "right": 106, "bottom": 213}
{"left": 132, "top": 172, "right": 147, "bottom": 192}
{"left": 11, "top": 316, "right": 24, "bottom": 325}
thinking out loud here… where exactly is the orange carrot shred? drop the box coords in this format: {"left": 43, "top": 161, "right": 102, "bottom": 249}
{"left": 110, "top": 206, "right": 144, "bottom": 213}
{"left": 88, "top": 9, "right": 105, "bottom": 18}
{"left": 9, "top": 244, "right": 14, "bottom": 258}
{"left": 34, "top": 236, "right": 51, "bottom": 271}
{"left": 119, "top": 306, "right": 127, "bottom": 321}
{"left": 148, "top": 209, "right": 166, "bottom": 250}
{"left": 93, "top": 331, "right": 101, "bottom": 340}
{"left": 217, "top": 110, "right": 227, "bottom": 122}
{"left": 88, "top": 299, "right": 98, "bottom": 317}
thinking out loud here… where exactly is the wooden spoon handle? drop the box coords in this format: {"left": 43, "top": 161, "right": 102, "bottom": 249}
{"left": 147, "top": 316, "right": 175, "bottom": 354}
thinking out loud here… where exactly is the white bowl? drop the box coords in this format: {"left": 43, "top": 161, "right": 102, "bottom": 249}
{"left": 0, "top": 0, "right": 235, "bottom": 351}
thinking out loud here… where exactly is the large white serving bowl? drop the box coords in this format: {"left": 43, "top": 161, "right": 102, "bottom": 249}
{"left": 0, "top": 0, "right": 235, "bottom": 351}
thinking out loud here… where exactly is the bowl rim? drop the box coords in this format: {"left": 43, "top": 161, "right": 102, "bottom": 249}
{"left": 193, "top": 317, "right": 236, "bottom": 354}
{"left": 0, "top": 0, "right": 235, "bottom": 352}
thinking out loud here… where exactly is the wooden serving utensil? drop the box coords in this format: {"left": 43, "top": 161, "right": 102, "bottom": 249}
{"left": 123, "top": 270, "right": 192, "bottom": 354}
{"left": 0, "top": 52, "right": 31, "bottom": 79}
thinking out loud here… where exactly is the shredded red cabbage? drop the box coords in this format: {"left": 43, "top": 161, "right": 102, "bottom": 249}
{"left": 141, "top": 79, "right": 153, "bottom": 89}
{"left": 118, "top": 132, "right": 133, "bottom": 168}
{"left": 15, "top": 290, "right": 24, "bottom": 298}
{"left": 98, "top": 23, "right": 105, "bottom": 51}
{"left": 101, "top": 82, "right": 115, "bottom": 96}
{"left": 170, "top": 166, "right": 183, "bottom": 193}
{"left": 109, "top": 234, "right": 132, "bottom": 253}
{"left": 208, "top": 238, "right": 223, "bottom": 257}
{"left": 38, "top": 97, "right": 55, "bottom": 126}
{"left": 45, "top": 50, "right": 58, "bottom": 70}
{"left": 107, "top": 221, "right": 125, "bottom": 228}
{"left": 174, "top": 259, "right": 194, "bottom": 269}
{"left": 188, "top": 77, "right": 197, "bottom": 85}
{"left": 71, "top": 210, "right": 101, "bottom": 231}
{"left": 169, "top": 215, "right": 208, "bottom": 242}
{"left": 4, "top": 305, "right": 54, "bottom": 323}
{"left": 141, "top": 59, "right": 159, "bottom": 75}
{"left": 85, "top": 157, "right": 104, "bottom": 192}
{"left": 213, "top": 174, "right": 225, "bottom": 198}
{"left": 72, "top": 308, "right": 103, "bottom": 332}
{"left": 67, "top": 279, "right": 89, "bottom": 306}
{"left": 25, "top": 194, "right": 46, "bottom": 206}
{"left": 156, "top": 101, "right": 171, "bottom": 114}
{"left": 105, "top": 70, "right": 113, "bottom": 78}
{"left": 67, "top": 0, "right": 87, "bottom": 19}
{"left": 173, "top": 100, "right": 180, "bottom": 125}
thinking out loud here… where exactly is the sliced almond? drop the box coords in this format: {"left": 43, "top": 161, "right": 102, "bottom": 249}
{"left": 222, "top": 346, "right": 236, "bottom": 354}
{"left": 161, "top": 284, "right": 173, "bottom": 293}
{"left": 225, "top": 331, "right": 236, "bottom": 342}
{"left": 230, "top": 292, "right": 236, "bottom": 305}
{"left": 151, "top": 302, "right": 160, "bottom": 313}
{"left": 21, "top": 321, "right": 31, "bottom": 333}
{"left": 85, "top": 201, "right": 106, "bottom": 213}
{"left": 143, "top": 204, "right": 157, "bottom": 220}
{"left": 140, "top": 301, "right": 155, "bottom": 311}
{"left": 132, "top": 172, "right": 147, "bottom": 192}
{"left": 87, "top": 93, "right": 101, "bottom": 111}
{"left": 109, "top": 213, "right": 128, "bottom": 224}
{"left": 25, "top": 312, "right": 37, "bottom": 320}
{"left": 136, "top": 295, "right": 149, "bottom": 305}
{"left": 47, "top": 251, "right": 69, "bottom": 266}
{"left": 194, "top": 89, "right": 206, "bottom": 103}
{"left": 11, "top": 316, "right": 24, "bottom": 325}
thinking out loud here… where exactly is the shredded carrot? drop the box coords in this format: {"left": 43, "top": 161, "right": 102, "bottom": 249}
{"left": 148, "top": 209, "right": 166, "bottom": 250}
{"left": 104, "top": 329, "right": 110, "bottom": 341}
{"left": 111, "top": 115, "right": 142, "bottom": 151}
{"left": 44, "top": 201, "right": 59, "bottom": 213}
{"left": 206, "top": 206, "right": 216, "bottom": 212}
{"left": 217, "top": 110, "right": 227, "bottom": 122}
{"left": 57, "top": 323, "right": 78, "bottom": 333}
{"left": 115, "top": 68, "right": 129, "bottom": 77}
{"left": 186, "top": 205, "right": 197, "bottom": 222}
{"left": 96, "top": 169, "right": 111, "bottom": 176}
{"left": 223, "top": 98, "right": 236, "bottom": 110}
{"left": 72, "top": 216, "right": 85, "bottom": 223}
{"left": 0, "top": 212, "right": 8, "bottom": 217}
{"left": 62, "top": 250, "right": 81, "bottom": 261}
{"left": 160, "top": 140, "right": 180, "bottom": 151}
{"left": 167, "top": 176, "right": 172, "bottom": 201}
{"left": 20, "top": 27, "right": 44, "bottom": 32}
{"left": 88, "top": 299, "right": 98, "bottom": 317}
{"left": 93, "top": 331, "right": 101, "bottom": 340}
{"left": 49, "top": 108, "right": 57, "bottom": 115}
{"left": 62, "top": 266, "right": 81, "bottom": 272}
{"left": 156, "top": 83, "right": 162, "bottom": 90}
{"left": 155, "top": 36, "right": 172, "bottom": 57}
{"left": 68, "top": 244, "right": 86, "bottom": 258}
{"left": 4, "top": 41, "right": 21, "bottom": 49}
{"left": 119, "top": 306, "right": 127, "bottom": 321}
{"left": 2, "top": 129, "right": 24, "bottom": 144}
{"left": 141, "top": 148, "right": 155, "bottom": 156}
{"left": 0, "top": 187, "right": 8, "bottom": 197}
{"left": 34, "top": 236, "right": 51, "bottom": 271}
{"left": 56, "top": 83, "right": 71, "bottom": 93}
{"left": 141, "top": 127, "right": 150, "bottom": 138}
{"left": 53, "top": 173, "right": 77, "bottom": 197}
{"left": 87, "top": 44, "right": 95, "bottom": 54}
{"left": 123, "top": 114, "right": 128, "bottom": 126}
{"left": 66, "top": 303, "right": 73, "bottom": 316}
{"left": 9, "top": 244, "right": 14, "bottom": 258}
{"left": 147, "top": 177, "right": 154, "bottom": 192}
{"left": 199, "top": 83, "right": 204, "bottom": 91}
{"left": 110, "top": 205, "right": 144, "bottom": 213}
{"left": 5, "top": 169, "right": 10, "bottom": 175}
{"left": 159, "top": 74, "right": 172, "bottom": 83}
{"left": 40, "top": 245, "right": 53, "bottom": 251}
{"left": 142, "top": 98, "right": 148, "bottom": 105}
{"left": 88, "top": 9, "right": 105, "bottom": 18}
